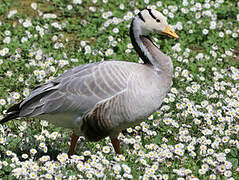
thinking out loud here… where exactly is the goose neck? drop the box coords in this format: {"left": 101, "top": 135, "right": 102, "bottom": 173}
{"left": 130, "top": 19, "right": 173, "bottom": 76}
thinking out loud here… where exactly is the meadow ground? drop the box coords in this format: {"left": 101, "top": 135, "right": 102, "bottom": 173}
{"left": 0, "top": 0, "right": 239, "bottom": 179}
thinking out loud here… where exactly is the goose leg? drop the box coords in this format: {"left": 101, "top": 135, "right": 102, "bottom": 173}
{"left": 110, "top": 137, "right": 121, "bottom": 154}
{"left": 68, "top": 133, "right": 79, "bottom": 156}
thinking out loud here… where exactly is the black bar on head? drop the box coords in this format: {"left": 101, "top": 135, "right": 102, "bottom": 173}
{"left": 138, "top": 12, "right": 145, "bottom": 22}
{"left": 147, "top": 9, "right": 157, "bottom": 20}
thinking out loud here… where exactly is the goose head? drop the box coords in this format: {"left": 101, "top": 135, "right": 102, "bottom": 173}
{"left": 134, "top": 9, "right": 179, "bottom": 39}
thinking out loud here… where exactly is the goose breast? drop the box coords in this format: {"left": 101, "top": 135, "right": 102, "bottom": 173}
{"left": 82, "top": 63, "right": 173, "bottom": 140}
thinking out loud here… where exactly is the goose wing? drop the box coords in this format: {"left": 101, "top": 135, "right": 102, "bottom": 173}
{"left": 19, "top": 61, "right": 131, "bottom": 117}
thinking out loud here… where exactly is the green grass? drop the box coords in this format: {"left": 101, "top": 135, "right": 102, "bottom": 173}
{"left": 0, "top": 0, "right": 239, "bottom": 179}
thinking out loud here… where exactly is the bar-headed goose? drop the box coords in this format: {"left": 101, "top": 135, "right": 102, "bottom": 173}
{"left": 1, "top": 9, "right": 178, "bottom": 155}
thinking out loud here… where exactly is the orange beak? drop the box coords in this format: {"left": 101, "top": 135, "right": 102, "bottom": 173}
{"left": 162, "top": 25, "right": 179, "bottom": 39}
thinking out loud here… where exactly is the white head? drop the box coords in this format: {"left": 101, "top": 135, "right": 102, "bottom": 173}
{"left": 134, "top": 9, "right": 179, "bottom": 39}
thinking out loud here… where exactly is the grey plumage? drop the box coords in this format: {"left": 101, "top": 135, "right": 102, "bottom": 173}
{"left": 2, "top": 60, "right": 172, "bottom": 140}
{"left": 1, "top": 9, "right": 178, "bottom": 154}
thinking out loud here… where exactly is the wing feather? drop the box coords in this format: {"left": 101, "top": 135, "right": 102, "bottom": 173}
{"left": 19, "top": 61, "right": 131, "bottom": 117}
{"left": 82, "top": 88, "right": 127, "bottom": 141}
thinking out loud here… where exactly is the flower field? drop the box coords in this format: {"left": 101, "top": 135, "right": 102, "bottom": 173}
{"left": 0, "top": 0, "right": 239, "bottom": 179}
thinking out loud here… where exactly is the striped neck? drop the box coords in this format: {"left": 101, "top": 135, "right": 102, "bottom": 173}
{"left": 130, "top": 18, "right": 151, "bottom": 64}
{"left": 129, "top": 17, "right": 173, "bottom": 75}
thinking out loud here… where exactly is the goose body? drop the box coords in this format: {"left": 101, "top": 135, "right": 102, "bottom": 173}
{"left": 1, "top": 9, "right": 178, "bottom": 155}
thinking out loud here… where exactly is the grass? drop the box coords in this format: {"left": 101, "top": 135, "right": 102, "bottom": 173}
{"left": 0, "top": 0, "right": 239, "bottom": 179}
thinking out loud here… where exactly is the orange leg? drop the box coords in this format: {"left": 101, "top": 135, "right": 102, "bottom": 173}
{"left": 111, "top": 137, "right": 121, "bottom": 154}
{"left": 68, "top": 133, "right": 79, "bottom": 156}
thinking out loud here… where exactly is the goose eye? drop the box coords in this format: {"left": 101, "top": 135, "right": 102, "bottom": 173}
{"left": 156, "top": 19, "right": 161, "bottom": 23}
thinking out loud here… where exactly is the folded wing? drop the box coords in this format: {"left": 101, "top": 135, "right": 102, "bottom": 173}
{"left": 19, "top": 61, "right": 131, "bottom": 117}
